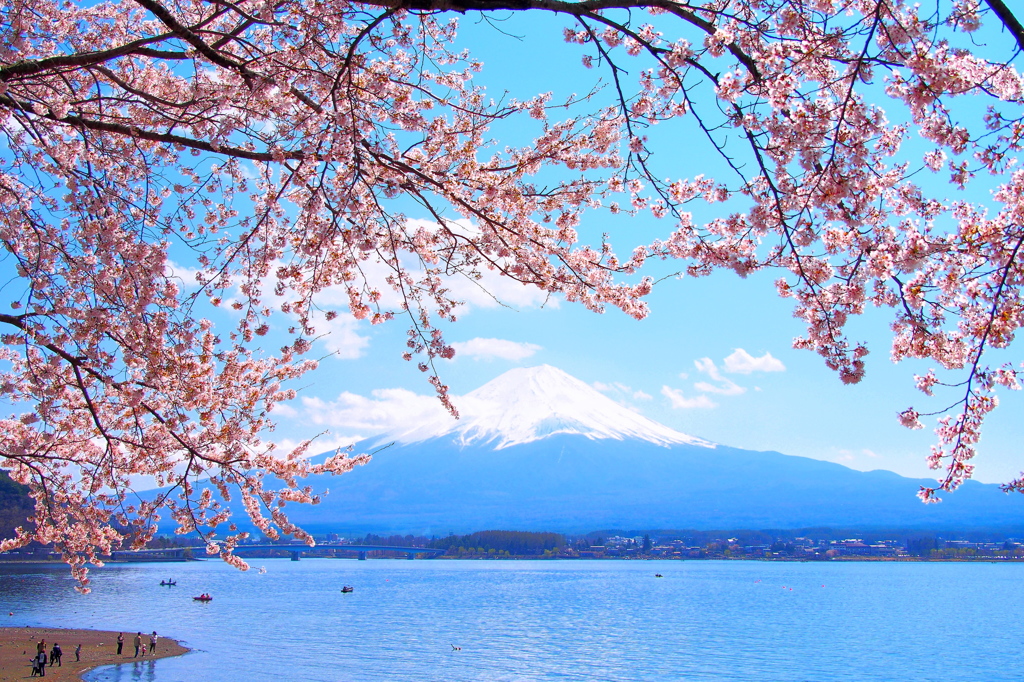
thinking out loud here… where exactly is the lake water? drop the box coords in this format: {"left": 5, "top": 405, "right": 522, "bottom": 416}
{"left": 0, "top": 558, "right": 1021, "bottom": 681}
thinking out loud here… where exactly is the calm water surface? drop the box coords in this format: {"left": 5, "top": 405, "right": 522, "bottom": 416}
{"left": 0, "top": 559, "right": 1020, "bottom": 681}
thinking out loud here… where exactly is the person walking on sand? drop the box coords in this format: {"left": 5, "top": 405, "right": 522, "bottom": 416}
{"left": 36, "top": 639, "right": 45, "bottom": 655}
{"left": 133, "top": 632, "right": 142, "bottom": 658}
{"left": 117, "top": 632, "right": 124, "bottom": 655}
{"left": 34, "top": 649, "right": 47, "bottom": 677}
{"left": 75, "top": 644, "right": 81, "bottom": 662}
{"left": 150, "top": 631, "right": 158, "bottom": 653}
{"left": 49, "top": 643, "right": 61, "bottom": 667}
{"left": 140, "top": 642, "right": 147, "bottom": 657}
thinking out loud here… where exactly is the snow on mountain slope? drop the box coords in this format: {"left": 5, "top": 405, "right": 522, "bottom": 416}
{"left": 379, "top": 365, "right": 712, "bottom": 449}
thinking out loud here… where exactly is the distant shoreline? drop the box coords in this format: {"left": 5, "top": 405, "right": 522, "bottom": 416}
{"left": 0, "top": 627, "right": 188, "bottom": 682}
{"left": 3, "top": 555, "right": 1024, "bottom": 565}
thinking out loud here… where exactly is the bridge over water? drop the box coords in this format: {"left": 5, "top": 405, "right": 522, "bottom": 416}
{"left": 233, "top": 543, "right": 445, "bottom": 560}
{"left": 109, "top": 544, "right": 445, "bottom": 562}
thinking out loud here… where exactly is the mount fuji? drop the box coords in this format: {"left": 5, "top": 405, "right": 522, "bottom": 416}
{"left": 276, "top": 365, "right": 1023, "bottom": 534}
{"left": 379, "top": 364, "right": 710, "bottom": 450}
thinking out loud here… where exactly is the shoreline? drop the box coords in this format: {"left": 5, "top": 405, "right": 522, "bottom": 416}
{"left": 2, "top": 555, "right": 1023, "bottom": 565}
{"left": 0, "top": 627, "right": 188, "bottom": 682}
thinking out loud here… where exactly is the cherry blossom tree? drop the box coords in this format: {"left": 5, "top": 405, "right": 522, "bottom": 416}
{"left": 1, "top": 0, "right": 1023, "bottom": 586}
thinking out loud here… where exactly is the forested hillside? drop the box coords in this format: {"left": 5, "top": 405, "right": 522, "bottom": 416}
{"left": 0, "top": 471, "right": 33, "bottom": 539}
{"left": 430, "top": 531, "right": 565, "bottom": 556}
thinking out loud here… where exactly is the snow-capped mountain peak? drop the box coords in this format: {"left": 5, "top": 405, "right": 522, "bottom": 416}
{"left": 381, "top": 365, "right": 712, "bottom": 449}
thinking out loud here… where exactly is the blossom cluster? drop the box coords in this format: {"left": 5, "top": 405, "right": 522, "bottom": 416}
{"left": 3, "top": 0, "right": 1024, "bottom": 583}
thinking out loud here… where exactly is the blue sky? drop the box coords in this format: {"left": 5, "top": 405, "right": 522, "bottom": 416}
{"left": 256, "top": 9, "right": 1024, "bottom": 488}
{"left": 278, "top": 255, "right": 1022, "bottom": 486}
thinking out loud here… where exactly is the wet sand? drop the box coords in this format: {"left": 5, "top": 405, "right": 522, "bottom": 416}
{"left": 0, "top": 627, "right": 188, "bottom": 681}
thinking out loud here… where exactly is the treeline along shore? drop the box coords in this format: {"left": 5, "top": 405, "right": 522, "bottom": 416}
{"left": 3, "top": 465, "right": 1024, "bottom": 564}
{"left": 8, "top": 528, "right": 1015, "bottom": 563}
{"left": 4, "top": 470, "right": 1024, "bottom": 563}
{"left": 419, "top": 528, "right": 1024, "bottom": 561}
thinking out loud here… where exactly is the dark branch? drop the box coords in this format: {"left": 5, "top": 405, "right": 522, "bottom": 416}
{"left": 132, "top": 0, "right": 257, "bottom": 81}
{"left": 0, "top": 93, "right": 306, "bottom": 162}
{"left": 985, "top": 0, "right": 1024, "bottom": 53}
{"left": 360, "top": 0, "right": 761, "bottom": 78}
{"left": 0, "top": 35, "right": 180, "bottom": 82}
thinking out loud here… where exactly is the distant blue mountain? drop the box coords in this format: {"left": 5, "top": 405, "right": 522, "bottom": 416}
{"left": 264, "top": 366, "right": 1024, "bottom": 535}
{"left": 280, "top": 434, "right": 1024, "bottom": 535}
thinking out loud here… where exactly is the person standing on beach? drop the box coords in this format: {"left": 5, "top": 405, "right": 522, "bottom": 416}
{"left": 49, "top": 643, "right": 61, "bottom": 667}
{"left": 75, "top": 644, "right": 81, "bottom": 662}
{"left": 117, "top": 632, "right": 124, "bottom": 655}
{"left": 133, "top": 632, "right": 142, "bottom": 658}
{"left": 150, "top": 631, "right": 158, "bottom": 653}
{"left": 36, "top": 639, "right": 45, "bottom": 655}
{"left": 35, "top": 649, "right": 47, "bottom": 677}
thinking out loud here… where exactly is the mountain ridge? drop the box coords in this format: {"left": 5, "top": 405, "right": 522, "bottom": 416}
{"left": 377, "top": 364, "right": 711, "bottom": 449}
{"left": 154, "top": 364, "right": 1024, "bottom": 535}
{"left": 287, "top": 434, "right": 1023, "bottom": 535}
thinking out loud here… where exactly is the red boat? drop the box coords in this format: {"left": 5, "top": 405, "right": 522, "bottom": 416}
{"left": 193, "top": 595, "right": 213, "bottom": 602}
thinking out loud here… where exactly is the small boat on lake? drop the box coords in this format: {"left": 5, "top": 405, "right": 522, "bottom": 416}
{"left": 341, "top": 586, "right": 354, "bottom": 593}
{"left": 160, "top": 580, "right": 176, "bottom": 586}
{"left": 193, "top": 594, "right": 213, "bottom": 602}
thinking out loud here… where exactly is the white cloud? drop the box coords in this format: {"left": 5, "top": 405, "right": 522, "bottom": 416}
{"left": 167, "top": 256, "right": 375, "bottom": 361}
{"left": 309, "top": 311, "right": 370, "bottom": 360}
{"left": 451, "top": 338, "right": 542, "bottom": 361}
{"left": 661, "top": 385, "right": 717, "bottom": 409}
{"left": 406, "top": 219, "right": 554, "bottom": 312}
{"left": 269, "top": 435, "right": 364, "bottom": 458}
{"left": 300, "top": 388, "right": 447, "bottom": 435}
{"left": 593, "top": 381, "right": 652, "bottom": 403}
{"left": 165, "top": 260, "right": 203, "bottom": 291}
{"left": 693, "top": 357, "right": 746, "bottom": 395}
{"left": 663, "top": 350, "right": 782, "bottom": 407}
{"left": 271, "top": 402, "right": 298, "bottom": 418}
{"left": 448, "top": 267, "right": 555, "bottom": 312}
{"left": 405, "top": 217, "right": 482, "bottom": 240}
{"left": 694, "top": 357, "right": 723, "bottom": 381}
{"left": 694, "top": 379, "right": 746, "bottom": 396}
{"left": 175, "top": 217, "right": 556, "bottom": 367}
{"left": 305, "top": 257, "right": 406, "bottom": 311}
{"left": 723, "top": 348, "right": 786, "bottom": 374}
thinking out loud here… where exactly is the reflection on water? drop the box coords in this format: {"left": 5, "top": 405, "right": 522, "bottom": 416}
{"left": 90, "top": 659, "right": 159, "bottom": 682}
{"left": 0, "top": 559, "right": 1021, "bottom": 681}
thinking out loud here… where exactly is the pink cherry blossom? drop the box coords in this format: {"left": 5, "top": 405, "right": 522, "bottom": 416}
{"left": 3, "top": 0, "right": 1024, "bottom": 585}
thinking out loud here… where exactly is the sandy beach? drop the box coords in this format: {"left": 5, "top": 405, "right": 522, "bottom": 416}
{"left": 0, "top": 627, "right": 188, "bottom": 681}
